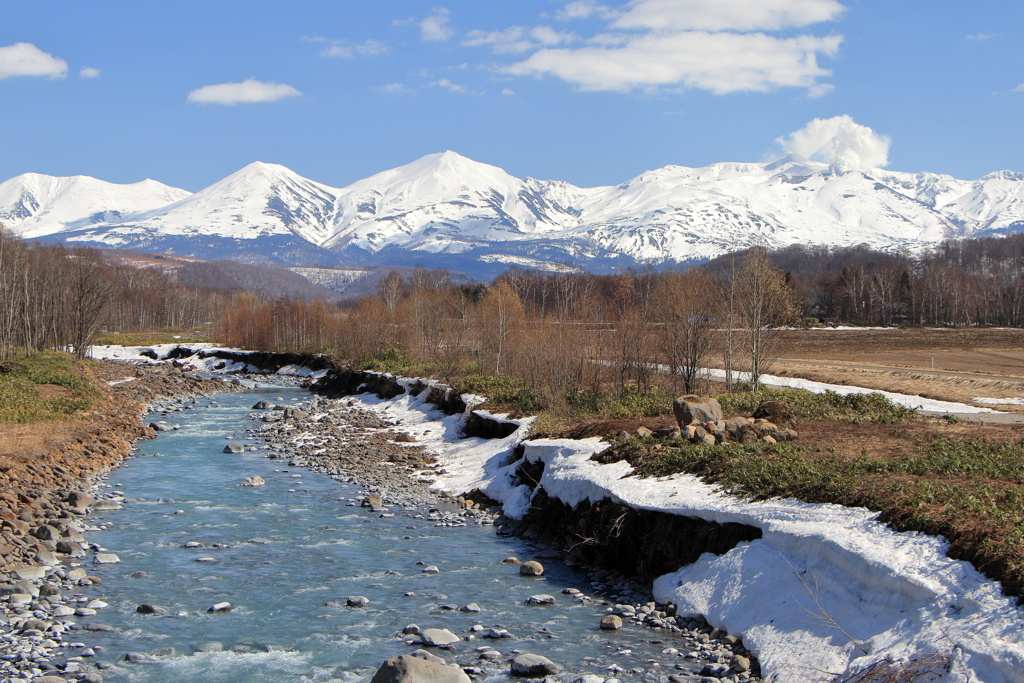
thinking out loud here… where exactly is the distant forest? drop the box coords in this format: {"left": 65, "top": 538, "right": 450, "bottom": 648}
{"left": 3, "top": 226, "right": 1023, "bottom": 368}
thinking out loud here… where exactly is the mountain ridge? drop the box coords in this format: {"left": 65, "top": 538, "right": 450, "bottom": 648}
{"left": 2, "top": 152, "right": 1023, "bottom": 277}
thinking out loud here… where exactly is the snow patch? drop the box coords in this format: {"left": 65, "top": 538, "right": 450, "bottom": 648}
{"left": 338, "top": 376, "right": 1024, "bottom": 683}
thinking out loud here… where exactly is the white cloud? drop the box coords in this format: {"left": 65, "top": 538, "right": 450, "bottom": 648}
{"left": 79, "top": 66, "right": 101, "bottom": 78}
{"left": 501, "top": 87, "right": 516, "bottom": 96}
{"left": 320, "top": 39, "right": 388, "bottom": 58}
{"left": 0, "top": 42, "right": 67, "bottom": 80}
{"left": 777, "top": 115, "right": 890, "bottom": 172}
{"left": 612, "top": 0, "right": 845, "bottom": 32}
{"left": 420, "top": 7, "right": 454, "bottom": 42}
{"left": 506, "top": 30, "right": 841, "bottom": 93}
{"left": 376, "top": 82, "right": 414, "bottom": 95}
{"left": 1013, "top": 84, "right": 1024, "bottom": 93}
{"left": 966, "top": 32, "right": 1001, "bottom": 41}
{"left": 464, "top": 26, "right": 575, "bottom": 54}
{"left": 556, "top": 0, "right": 615, "bottom": 21}
{"left": 430, "top": 78, "right": 467, "bottom": 93}
{"left": 187, "top": 79, "right": 301, "bottom": 105}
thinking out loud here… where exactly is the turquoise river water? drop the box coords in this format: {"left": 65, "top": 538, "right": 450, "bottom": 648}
{"left": 74, "top": 385, "right": 702, "bottom": 682}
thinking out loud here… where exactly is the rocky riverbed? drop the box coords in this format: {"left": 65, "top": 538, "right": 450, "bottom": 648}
{"left": 1, "top": 362, "right": 761, "bottom": 683}
{"left": 247, "top": 391, "right": 762, "bottom": 683}
{"left": 0, "top": 365, "right": 232, "bottom": 682}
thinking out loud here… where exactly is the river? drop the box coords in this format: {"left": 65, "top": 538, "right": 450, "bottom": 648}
{"left": 73, "top": 384, "right": 711, "bottom": 682}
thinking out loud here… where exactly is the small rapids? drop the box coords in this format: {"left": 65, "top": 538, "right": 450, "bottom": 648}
{"left": 74, "top": 386, "right": 710, "bottom": 682}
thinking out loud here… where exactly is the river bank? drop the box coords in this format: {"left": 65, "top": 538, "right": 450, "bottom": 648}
{"left": 8, "top": 345, "right": 1024, "bottom": 682}
{"left": 0, "top": 363, "right": 234, "bottom": 681}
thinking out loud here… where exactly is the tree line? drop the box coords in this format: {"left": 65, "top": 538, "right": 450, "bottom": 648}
{"left": 715, "top": 234, "right": 1024, "bottom": 327}
{"left": 214, "top": 251, "right": 796, "bottom": 400}
{"left": 0, "top": 228, "right": 213, "bottom": 360}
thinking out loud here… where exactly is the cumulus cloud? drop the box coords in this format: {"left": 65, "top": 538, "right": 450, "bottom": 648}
{"left": 488, "top": 0, "right": 845, "bottom": 94}
{"left": 320, "top": 39, "right": 388, "bottom": 58}
{"left": 777, "top": 115, "right": 890, "bottom": 172}
{"left": 420, "top": 7, "right": 454, "bottom": 42}
{"left": 0, "top": 42, "right": 67, "bottom": 79}
{"left": 187, "top": 79, "right": 301, "bottom": 105}
{"left": 612, "top": 0, "right": 845, "bottom": 32}
{"left": 79, "top": 66, "right": 101, "bottom": 78}
{"left": 506, "top": 31, "right": 841, "bottom": 93}
{"left": 464, "top": 26, "right": 575, "bottom": 54}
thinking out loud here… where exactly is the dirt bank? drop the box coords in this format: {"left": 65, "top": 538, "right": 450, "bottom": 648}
{"left": 0, "top": 362, "right": 230, "bottom": 575}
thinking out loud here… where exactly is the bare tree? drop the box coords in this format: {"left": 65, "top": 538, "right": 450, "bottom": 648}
{"left": 735, "top": 248, "right": 797, "bottom": 392}
{"left": 651, "top": 271, "right": 720, "bottom": 394}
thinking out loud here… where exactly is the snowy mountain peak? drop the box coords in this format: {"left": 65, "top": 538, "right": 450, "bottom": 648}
{"left": 3, "top": 153, "right": 1023, "bottom": 276}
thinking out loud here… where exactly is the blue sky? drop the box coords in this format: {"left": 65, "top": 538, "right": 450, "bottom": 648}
{"left": 1, "top": 1, "right": 1021, "bottom": 191}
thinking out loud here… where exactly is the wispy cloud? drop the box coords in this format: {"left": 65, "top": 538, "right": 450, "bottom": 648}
{"left": 464, "top": 26, "right": 575, "bottom": 54}
{"left": 475, "top": 0, "right": 846, "bottom": 95}
{"left": 420, "top": 7, "right": 454, "bottom": 42}
{"left": 187, "top": 79, "right": 301, "bottom": 105}
{"left": 79, "top": 66, "right": 101, "bottom": 78}
{"left": 320, "top": 39, "right": 388, "bottom": 58}
{"left": 966, "top": 32, "right": 1001, "bottom": 41}
{"left": 376, "top": 82, "right": 414, "bottom": 95}
{"left": 555, "top": 0, "right": 615, "bottom": 22}
{"left": 1013, "top": 84, "right": 1024, "bottom": 93}
{"left": 429, "top": 78, "right": 483, "bottom": 95}
{"left": 0, "top": 42, "right": 67, "bottom": 80}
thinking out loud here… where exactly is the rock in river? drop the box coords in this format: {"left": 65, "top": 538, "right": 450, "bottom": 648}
{"left": 370, "top": 654, "right": 470, "bottom": 683}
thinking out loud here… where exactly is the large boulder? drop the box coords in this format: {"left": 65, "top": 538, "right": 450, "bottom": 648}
{"left": 510, "top": 653, "right": 559, "bottom": 677}
{"left": 370, "top": 654, "right": 470, "bottom": 683}
{"left": 752, "top": 400, "right": 796, "bottom": 428}
{"left": 672, "top": 395, "right": 724, "bottom": 429}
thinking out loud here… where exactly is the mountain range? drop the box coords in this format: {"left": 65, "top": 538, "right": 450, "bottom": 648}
{"left": 2, "top": 151, "right": 1023, "bottom": 278}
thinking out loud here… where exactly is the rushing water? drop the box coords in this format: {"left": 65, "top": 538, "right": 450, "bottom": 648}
{"left": 76, "top": 385, "right": 702, "bottom": 682}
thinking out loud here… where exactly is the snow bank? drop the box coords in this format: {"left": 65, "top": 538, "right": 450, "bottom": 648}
{"left": 974, "top": 397, "right": 1024, "bottom": 407}
{"left": 343, "top": 376, "right": 1024, "bottom": 683}
{"left": 705, "top": 368, "right": 1000, "bottom": 414}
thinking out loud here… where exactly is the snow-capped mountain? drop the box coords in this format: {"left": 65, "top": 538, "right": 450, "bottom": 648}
{"left": 0, "top": 173, "right": 190, "bottom": 238}
{"left": 3, "top": 152, "right": 1023, "bottom": 277}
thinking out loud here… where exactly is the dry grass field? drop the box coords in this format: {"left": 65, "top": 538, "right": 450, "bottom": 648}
{"left": 770, "top": 328, "right": 1024, "bottom": 412}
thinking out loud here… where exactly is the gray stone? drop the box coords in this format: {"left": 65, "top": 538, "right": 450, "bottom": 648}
{"left": 346, "top": 596, "right": 370, "bottom": 607}
{"left": 223, "top": 443, "right": 244, "bottom": 454}
{"left": 241, "top": 476, "right": 265, "bottom": 487}
{"left": 13, "top": 566, "right": 46, "bottom": 580}
{"left": 252, "top": 400, "right": 273, "bottom": 409}
{"left": 362, "top": 493, "right": 385, "bottom": 512}
{"left": 136, "top": 604, "right": 166, "bottom": 615}
{"left": 519, "top": 560, "right": 544, "bottom": 576}
{"left": 207, "top": 602, "right": 232, "bottom": 612}
{"left": 733, "top": 655, "right": 751, "bottom": 673}
{"left": 510, "top": 653, "right": 558, "bottom": 677}
{"left": 672, "top": 395, "right": 724, "bottom": 428}
{"left": 525, "top": 594, "right": 555, "bottom": 605}
{"left": 149, "top": 421, "right": 172, "bottom": 431}
{"left": 419, "top": 628, "right": 461, "bottom": 647}
{"left": 369, "top": 654, "right": 470, "bottom": 683}
{"left": 460, "top": 603, "right": 482, "bottom": 612}
{"left": 193, "top": 642, "right": 224, "bottom": 653}
{"left": 601, "top": 614, "right": 623, "bottom": 630}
